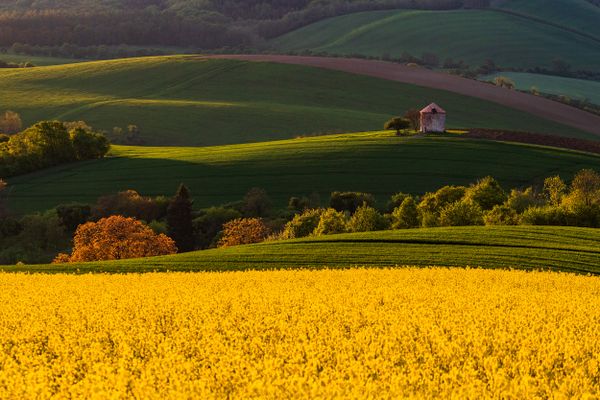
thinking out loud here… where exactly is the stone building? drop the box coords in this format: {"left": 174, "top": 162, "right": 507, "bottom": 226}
{"left": 420, "top": 103, "right": 446, "bottom": 133}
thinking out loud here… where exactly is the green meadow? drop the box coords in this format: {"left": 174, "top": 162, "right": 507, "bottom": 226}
{"left": 0, "top": 56, "right": 589, "bottom": 146}
{"left": 481, "top": 72, "right": 600, "bottom": 105}
{"left": 7, "top": 131, "right": 600, "bottom": 214}
{"left": 272, "top": 9, "right": 600, "bottom": 71}
{"left": 4, "top": 226, "right": 599, "bottom": 274}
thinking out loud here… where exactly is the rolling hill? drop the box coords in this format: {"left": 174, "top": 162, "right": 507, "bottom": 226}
{"left": 7, "top": 131, "right": 600, "bottom": 214}
{"left": 480, "top": 72, "right": 600, "bottom": 105}
{"left": 272, "top": 8, "right": 600, "bottom": 71}
{"left": 4, "top": 226, "right": 600, "bottom": 274}
{"left": 497, "top": 0, "right": 600, "bottom": 41}
{"left": 0, "top": 56, "right": 594, "bottom": 147}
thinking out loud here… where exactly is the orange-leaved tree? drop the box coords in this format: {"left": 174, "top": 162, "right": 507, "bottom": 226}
{"left": 218, "top": 218, "right": 270, "bottom": 248}
{"left": 54, "top": 215, "right": 177, "bottom": 263}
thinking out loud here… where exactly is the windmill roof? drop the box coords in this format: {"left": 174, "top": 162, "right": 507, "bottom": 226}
{"left": 420, "top": 103, "right": 446, "bottom": 114}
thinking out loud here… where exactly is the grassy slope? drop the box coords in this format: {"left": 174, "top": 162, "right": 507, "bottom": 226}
{"left": 272, "top": 9, "right": 600, "bottom": 71}
{"left": 8, "top": 131, "right": 600, "bottom": 214}
{"left": 480, "top": 72, "right": 600, "bottom": 105}
{"left": 0, "top": 56, "right": 589, "bottom": 146}
{"left": 4, "top": 226, "right": 599, "bottom": 274}
{"left": 498, "top": 0, "right": 600, "bottom": 41}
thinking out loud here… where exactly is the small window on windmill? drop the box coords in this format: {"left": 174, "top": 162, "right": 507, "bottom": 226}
{"left": 432, "top": 108, "right": 438, "bottom": 114}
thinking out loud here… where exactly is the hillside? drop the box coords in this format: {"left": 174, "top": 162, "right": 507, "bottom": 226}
{"left": 272, "top": 9, "right": 600, "bottom": 71}
{"left": 5, "top": 226, "right": 600, "bottom": 274}
{"left": 7, "top": 131, "right": 600, "bottom": 214}
{"left": 480, "top": 72, "right": 600, "bottom": 105}
{"left": 497, "top": 0, "right": 600, "bottom": 41}
{"left": 0, "top": 56, "right": 589, "bottom": 146}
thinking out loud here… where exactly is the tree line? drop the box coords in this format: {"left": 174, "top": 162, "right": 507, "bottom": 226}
{"left": 2, "top": 168, "right": 599, "bottom": 265}
{"left": 0, "top": 119, "right": 110, "bottom": 178}
{"left": 0, "top": 1, "right": 482, "bottom": 51}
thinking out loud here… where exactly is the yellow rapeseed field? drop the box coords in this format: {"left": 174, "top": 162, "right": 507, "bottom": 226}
{"left": 0, "top": 268, "right": 598, "bottom": 399}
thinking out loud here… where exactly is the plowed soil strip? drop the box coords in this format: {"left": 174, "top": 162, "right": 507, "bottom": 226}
{"left": 206, "top": 55, "right": 600, "bottom": 137}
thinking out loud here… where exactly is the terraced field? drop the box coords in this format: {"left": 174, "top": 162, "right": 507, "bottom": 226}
{"left": 0, "top": 56, "right": 590, "bottom": 146}
{"left": 6, "top": 226, "right": 600, "bottom": 274}
{"left": 272, "top": 9, "right": 600, "bottom": 71}
{"left": 7, "top": 132, "right": 600, "bottom": 214}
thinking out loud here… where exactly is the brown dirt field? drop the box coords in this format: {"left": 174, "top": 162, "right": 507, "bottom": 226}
{"left": 206, "top": 55, "right": 600, "bottom": 137}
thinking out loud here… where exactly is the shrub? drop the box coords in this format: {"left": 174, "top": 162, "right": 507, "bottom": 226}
{"left": 439, "top": 201, "right": 484, "bottom": 227}
{"left": 484, "top": 205, "right": 520, "bottom": 226}
{"left": 403, "top": 109, "right": 420, "bottom": 131}
{"left": 330, "top": 192, "right": 375, "bottom": 214}
{"left": 58, "top": 215, "right": 177, "bottom": 262}
{"left": 521, "top": 206, "right": 570, "bottom": 226}
{"left": 464, "top": 177, "right": 506, "bottom": 211}
{"left": 313, "top": 208, "right": 347, "bottom": 236}
{"left": 218, "top": 218, "right": 270, "bottom": 248}
{"left": 0, "top": 110, "right": 22, "bottom": 134}
{"left": 347, "top": 204, "right": 388, "bottom": 233}
{"left": 392, "top": 197, "right": 419, "bottom": 229}
{"left": 193, "top": 207, "right": 242, "bottom": 249}
{"left": 420, "top": 211, "right": 439, "bottom": 228}
{"left": 282, "top": 208, "right": 323, "bottom": 239}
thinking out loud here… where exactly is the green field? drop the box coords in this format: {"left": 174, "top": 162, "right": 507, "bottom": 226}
{"left": 481, "top": 72, "right": 600, "bottom": 105}
{"left": 498, "top": 0, "right": 600, "bottom": 41}
{"left": 7, "top": 131, "right": 600, "bottom": 214}
{"left": 272, "top": 9, "right": 600, "bottom": 71}
{"left": 0, "top": 56, "right": 589, "bottom": 146}
{"left": 4, "top": 226, "right": 599, "bottom": 274}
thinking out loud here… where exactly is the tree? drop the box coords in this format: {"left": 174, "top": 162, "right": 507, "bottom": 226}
{"left": 347, "top": 203, "right": 388, "bottom": 233}
{"left": 418, "top": 186, "right": 467, "bottom": 216}
{"left": 484, "top": 205, "right": 520, "bottom": 226}
{"left": 330, "top": 192, "right": 375, "bottom": 214}
{"left": 464, "top": 177, "right": 507, "bottom": 211}
{"left": 439, "top": 200, "right": 484, "bottom": 227}
{"left": 193, "top": 206, "right": 242, "bottom": 249}
{"left": 218, "top": 218, "right": 270, "bottom": 248}
{"left": 243, "top": 187, "right": 272, "bottom": 217}
{"left": 506, "top": 187, "right": 543, "bottom": 213}
{"left": 384, "top": 117, "right": 410, "bottom": 136}
{"left": 282, "top": 208, "right": 323, "bottom": 239}
{"left": 55, "top": 203, "right": 91, "bottom": 231}
{"left": 403, "top": 109, "right": 420, "bottom": 131}
{"left": 93, "top": 190, "right": 168, "bottom": 222}
{"left": 167, "top": 184, "right": 195, "bottom": 252}
{"left": 0, "top": 179, "right": 6, "bottom": 217}
{"left": 55, "top": 215, "right": 177, "bottom": 263}
{"left": 392, "top": 197, "right": 419, "bottom": 229}
{"left": 567, "top": 169, "right": 600, "bottom": 206}
{"left": 0, "top": 111, "right": 22, "bottom": 134}
{"left": 69, "top": 128, "right": 110, "bottom": 160}
{"left": 313, "top": 208, "right": 347, "bottom": 236}
{"left": 544, "top": 176, "right": 567, "bottom": 206}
